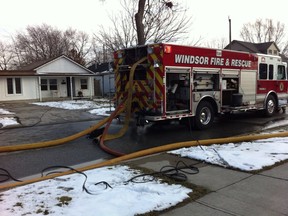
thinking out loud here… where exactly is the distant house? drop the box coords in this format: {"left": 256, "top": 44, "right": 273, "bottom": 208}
{"left": 225, "top": 40, "right": 288, "bottom": 64}
{"left": 88, "top": 62, "right": 115, "bottom": 97}
{"left": 225, "top": 40, "right": 281, "bottom": 55}
{"left": 0, "top": 55, "right": 97, "bottom": 102}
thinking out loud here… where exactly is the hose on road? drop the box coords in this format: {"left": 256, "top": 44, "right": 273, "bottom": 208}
{"left": 1, "top": 130, "right": 288, "bottom": 191}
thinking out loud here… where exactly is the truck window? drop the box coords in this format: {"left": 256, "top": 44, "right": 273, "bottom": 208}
{"left": 259, "top": 63, "right": 267, "bottom": 80}
{"left": 277, "top": 65, "right": 286, "bottom": 80}
{"left": 268, "top": 64, "right": 274, "bottom": 80}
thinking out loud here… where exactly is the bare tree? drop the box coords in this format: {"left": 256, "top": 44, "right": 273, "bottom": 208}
{"left": 240, "top": 18, "right": 285, "bottom": 45}
{"left": 11, "top": 24, "right": 91, "bottom": 67}
{"left": 0, "top": 41, "right": 15, "bottom": 70}
{"left": 94, "top": 9, "right": 136, "bottom": 52}
{"left": 282, "top": 41, "right": 288, "bottom": 57}
{"left": 95, "top": 0, "right": 192, "bottom": 51}
{"left": 205, "top": 38, "right": 228, "bottom": 49}
{"left": 135, "top": 0, "right": 146, "bottom": 45}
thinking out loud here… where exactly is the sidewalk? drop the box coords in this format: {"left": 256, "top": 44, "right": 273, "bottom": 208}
{"left": 126, "top": 153, "right": 288, "bottom": 216}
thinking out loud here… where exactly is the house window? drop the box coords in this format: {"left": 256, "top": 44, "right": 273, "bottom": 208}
{"left": 41, "top": 78, "right": 58, "bottom": 91}
{"left": 49, "top": 79, "right": 58, "bottom": 90}
{"left": 80, "top": 79, "right": 88, "bottom": 89}
{"left": 7, "top": 78, "right": 22, "bottom": 94}
{"left": 268, "top": 49, "right": 272, "bottom": 54}
{"left": 7, "top": 78, "right": 13, "bottom": 94}
{"left": 259, "top": 63, "right": 268, "bottom": 80}
{"left": 41, "top": 79, "right": 48, "bottom": 90}
{"left": 273, "top": 50, "right": 278, "bottom": 55}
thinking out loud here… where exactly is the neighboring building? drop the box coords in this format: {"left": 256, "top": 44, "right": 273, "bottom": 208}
{"left": 225, "top": 40, "right": 288, "bottom": 63}
{"left": 0, "top": 55, "right": 97, "bottom": 102}
{"left": 225, "top": 40, "right": 280, "bottom": 55}
{"left": 88, "top": 62, "right": 115, "bottom": 97}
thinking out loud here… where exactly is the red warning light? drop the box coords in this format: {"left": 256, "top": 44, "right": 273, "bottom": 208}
{"left": 164, "top": 45, "right": 172, "bottom": 54}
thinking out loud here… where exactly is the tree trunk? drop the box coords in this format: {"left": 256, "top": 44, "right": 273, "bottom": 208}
{"left": 135, "top": 0, "right": 146, "bottom": 45}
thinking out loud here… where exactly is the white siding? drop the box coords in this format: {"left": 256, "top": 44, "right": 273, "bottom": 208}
{"left": 74, "top": 77, "right": 94, "bottom": 97}
{"left": 37, "top": 57, "right": 90, "bottom": 74}
{"left": 0, "top": 77, "right": 39, "bottom": 101}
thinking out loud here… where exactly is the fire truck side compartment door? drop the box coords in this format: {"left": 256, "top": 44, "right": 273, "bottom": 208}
{"left": 240, "top": 70, "right": 257, "bottom": 105}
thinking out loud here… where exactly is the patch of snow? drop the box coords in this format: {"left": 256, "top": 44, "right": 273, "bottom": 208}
{"left": 169, "top": 137, "right": 288, "bottom": 171}
{"left": 0, "top": 165, "right": 191, "bottom": 216}
{"left": 0, "top": 117, "right": 19, "bottom": 128}
{"left": 32, "top": 99, "right": 114, "bottom": 116}
{"left": 0, "top": 108, "right": 14, "bottom": 115}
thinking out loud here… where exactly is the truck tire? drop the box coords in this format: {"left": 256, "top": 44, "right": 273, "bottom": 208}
{"left": 194, "top": 101, "right": 214, "bottom": 130}
{"left": 264, "top": 95, "right": 276, "bottom": 117}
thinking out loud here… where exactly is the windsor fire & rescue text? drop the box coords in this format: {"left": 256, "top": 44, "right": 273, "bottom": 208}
{"left": 175, "top": 54, "right": 252, "bottom": 68}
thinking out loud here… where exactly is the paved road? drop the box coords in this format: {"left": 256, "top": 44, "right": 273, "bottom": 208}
{"left": 0, "top": 102, "right": 287, "bottom": 181}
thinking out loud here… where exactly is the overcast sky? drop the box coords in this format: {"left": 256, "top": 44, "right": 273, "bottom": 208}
{"left": 1, "top": 0, "right": 287, "bottom": 45}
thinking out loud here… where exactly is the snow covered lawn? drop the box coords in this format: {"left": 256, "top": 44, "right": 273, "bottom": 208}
{"left": 0, "top": 165, "right": 192, "bottom": 216}
{"left": 170, "top": 137, "right": 288, "bottom": 171}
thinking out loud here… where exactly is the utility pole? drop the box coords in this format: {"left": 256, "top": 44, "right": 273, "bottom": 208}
{"left": 228, "top": 16, "right": 232, "bottom": 49}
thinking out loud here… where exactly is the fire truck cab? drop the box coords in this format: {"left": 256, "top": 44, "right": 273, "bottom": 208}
{"left": 114, "top": 43, "right": 288, "bottom": 129}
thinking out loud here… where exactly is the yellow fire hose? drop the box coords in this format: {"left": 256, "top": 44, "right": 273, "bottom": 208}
{"left": 99, "top": 57, "right": 148, "bottom": 156}
{"left": 0, "top": 117, "right": 109, "bottom": 153}
{"left": 1, "top": 130, "right": 288, "bottom": 191}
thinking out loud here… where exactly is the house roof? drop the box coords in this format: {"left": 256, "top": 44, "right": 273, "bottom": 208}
{"left": 0, "top": 70, "right": 36, "bottom": 76}
{"left": 0, "top": 55, "right": 96, "bottom": 76}
{"left": 18, "top": 57, "right": 56, "bottom": 71}
{"left": 88, "top": 62, "right": 113, "bottom": 73}
{"left": 225, "top": 40, "right": 280, "bottom": 53}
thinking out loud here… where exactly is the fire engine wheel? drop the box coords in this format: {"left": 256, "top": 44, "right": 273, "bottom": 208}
{"left": 194, "top": 101, "right": 214, "bottom": 130}
{"left": 264, "top": 95, "right": 276, "bottom": 117}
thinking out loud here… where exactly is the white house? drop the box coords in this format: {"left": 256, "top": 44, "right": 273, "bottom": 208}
{"left": 0, "top": 55, "right": 97, "bottom": 102}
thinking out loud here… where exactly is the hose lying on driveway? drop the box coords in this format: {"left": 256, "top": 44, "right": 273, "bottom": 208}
{"left": 0, "top": 117, "right": 110, "bottom": 153}
{"left": 1, "top": 130, "right": 288, "bottom": 191}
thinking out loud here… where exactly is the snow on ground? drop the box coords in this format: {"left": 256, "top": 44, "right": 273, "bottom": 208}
{"left": 0, "top": 117, "right": 19, "bottom": 128}
{"left": 0, "top": 108, "right": 18, "bottom": 128}
{"left": 0, "top": 108, "right": 14, "bottom": 115}
{"left": 169, "top": 137, "right": 288, "bottom": 171}
{"left": 0, "top": 165, "right": 191, "bottom": 216}
{"left": 263, "top": 119, "right": 288, "bottom": 130}
{"left": 32, "top": 99, "right": 115, "bottom": 116}
{"left": 0, "top": 99, "right": 114, "bottom": 128}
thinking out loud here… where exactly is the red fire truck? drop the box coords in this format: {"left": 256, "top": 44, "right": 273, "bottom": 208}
{"left": 114, "top": 43, "right": 288, "bottom": 129}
